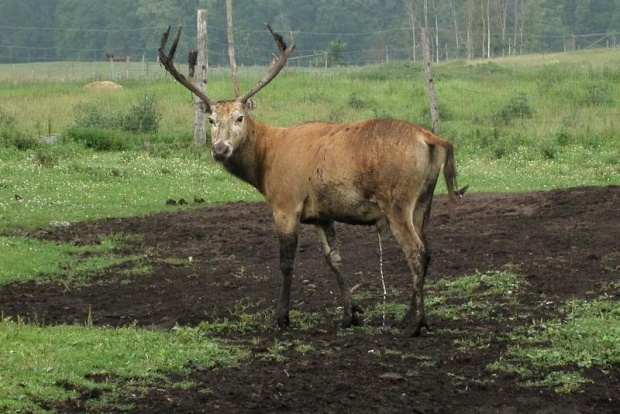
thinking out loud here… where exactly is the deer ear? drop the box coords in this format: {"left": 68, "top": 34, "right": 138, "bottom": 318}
{"left": 246, "top": 98, "right": 257, "bottom": 111}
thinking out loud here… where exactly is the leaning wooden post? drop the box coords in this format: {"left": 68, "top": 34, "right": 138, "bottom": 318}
{"left": 421, "top": 26, "right": 440, "bottom": 134}
{"left": 226, "top": 0, "right": 240, "bottom": 97}
{"left": 194, "top": 9, "right": 208, "bottom": 146}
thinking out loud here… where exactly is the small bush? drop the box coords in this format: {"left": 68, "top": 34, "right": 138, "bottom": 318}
{"left": 66, "top": 127, "right": 130, "bottom": 151}
{"left": 494, "top": 92, "right": 533, "bottom": 125}
{"left": 74, "top": 103, "right": 120, "bottom": 130}
{"left": 34, "top": 148, "right": 59, "bottom": 168}
{"left": 347, "top": 93, "right": 367, "bottom": 110}
{"left": 555, "top": 130, "right": 573, "bottom": 146}
{"left": 122, "top": 95, "right": 160, "bottom": 133}
{"left": 73, "top": 95, "right": 160, "bottom": 133}
{"left": 0, "top": 126, "right": 38, "bottom": 150}
{"left": 540, "top": 143, "right": 558, "bottom": 160}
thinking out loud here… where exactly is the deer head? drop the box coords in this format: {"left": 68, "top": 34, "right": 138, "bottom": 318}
{"left": 159, "top": 24, "right": 295, "bottom": 161}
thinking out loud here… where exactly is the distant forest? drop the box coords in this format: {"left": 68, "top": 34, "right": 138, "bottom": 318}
{"left": 0, "top": 0, "right": 618, "bottom": 65}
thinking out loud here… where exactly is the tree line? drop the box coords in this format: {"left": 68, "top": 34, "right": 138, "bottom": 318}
{"left": 0, "top": 0, "right": 618, "bottom": 65}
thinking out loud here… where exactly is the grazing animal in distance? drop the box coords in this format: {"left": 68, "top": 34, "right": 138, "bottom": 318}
{"left": 159, "top": 24, "right": 463, "bottom": 336}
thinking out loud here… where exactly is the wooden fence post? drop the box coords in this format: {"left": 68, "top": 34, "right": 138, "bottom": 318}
{"left": 194, "top": 9, "right": 208, "bottom": 146}
{"left": 226, "top": 0, "right": 240, "bottom": 97}
{"left": 421, "top": 27, "right": 440, "bottom": 134}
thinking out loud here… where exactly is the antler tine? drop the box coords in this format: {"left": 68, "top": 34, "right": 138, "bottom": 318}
{"left": 159, "top": 26, "right": 215, "bottom": 112}
{"left": 238, "top": 23, "right": 296, "bottom": 104}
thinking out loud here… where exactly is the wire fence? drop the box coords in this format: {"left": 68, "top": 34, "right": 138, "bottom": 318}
{"left": 1, "top": 21, "right": 617, "bottom": 79}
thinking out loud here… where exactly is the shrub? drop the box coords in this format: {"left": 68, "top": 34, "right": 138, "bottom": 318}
{"left": 74, "top": 103, "right": 119, "bottom": 130}
{"left": 122, "top": 95, "right": 160, "bottom": 133}
{"left": 73, "top": 95, "right": 160, "bottom": 133}
{"left": 66, "top": 127, "right": 130, "bottom": 151}
{"left": 494, "top": 92, "right": 533, "bottom": 125}
{"left": 34, "top": 148, "right": 59, "bottom": 168}
{"left": 347, "top": 93, "right": 367, "bottom": 110}
{"left": 0, "top": 126, "right": 38, "bottom": 150}
{"left": 555, "top": 130, "right": 573, "bottom": 146}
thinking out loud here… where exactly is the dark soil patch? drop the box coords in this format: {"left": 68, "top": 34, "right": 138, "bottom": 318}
{"left": 2, "top": 186, "right": 619, "bottom": 413}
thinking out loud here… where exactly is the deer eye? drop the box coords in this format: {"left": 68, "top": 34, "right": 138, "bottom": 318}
{"left": 236, "top": 115, "right": 244, "bottom": 123}
{"left": 208, "top": 118, "right": 215, "bottom": 125}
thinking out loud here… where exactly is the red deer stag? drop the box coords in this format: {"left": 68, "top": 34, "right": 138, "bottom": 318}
{"left": 159, "top": 24, "right": 462, "bottom": 336}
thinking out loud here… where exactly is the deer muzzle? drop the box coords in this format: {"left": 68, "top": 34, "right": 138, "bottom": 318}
{"left": 212, "top": 142, "right": 232, "bottom": 161}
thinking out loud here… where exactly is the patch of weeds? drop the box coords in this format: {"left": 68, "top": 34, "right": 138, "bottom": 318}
{"left": 524, "top": 371, "right": 592, "bottom": 393}
{"left": 259, "top": 339, "right": 291, "bottom": 362}
{"left": 447, "top": 372, "right": 495, "bottom": 387}
{"left": 419, "top": 101, "right": 454, "bottom": 122}
{"left": 425, "top": 271, "right": 525, "bottom": 322}
{"left": 540, "top": 143, "right": 558, "bottom": 160}
{"left": 172, "top": 380, "right": 196, "bottom": 390}
{"left": 347, "top": 93, "right": 368, "bottom": 109}
{"left": 0, "top": 105, "right": 16, "bottom": 127}
{"left": 429, "top": 270, "right": 524, "bottom": 298}
{"left": 490, "top": 299, "right": 620, "bottom": 393}
{"left": 73, "top": 95, "right": 160, "bottom": 133}
{"left": 584, "top": 82, "right": 614, "bottom": 107}
{"left": 199, "top": 299, "right": 271, "bottom": 334}
{"left": 118, "top": 262, "right": 153, "bottom": 277}
{"left": 33, "top": 147, "right": 59, "bottom": 168}
{"left": 555, "top": 129, "right": 573, "bottom": 146}
{"left": 452, "top": 335, "right": 493, "bottom": 351}
{"left": 372, "top": 107, "right": 394, "bottom": 119}
{"left": 365, "top": 301, "right": 407, "bottom": 321}
{"left": 493, "top": 92, "right": 533, "bottom": 125}
{"left": 232, "top": 266, "right": 247, "bottom": 278}
{"left": 327, "top": 107, "right": 345, "bottom": 123}
{"left": 231, "top": 266, "right": 269, "bottom": 281}
{"left": 429, "top": 299, "right": 498, "bottom": 321}
{"left": 66, "top": 127, "right": 130, "bottom": 151}
{"left": 1, "top": 130, "right": 39, "bottom": 150}
{"left": 294, "top": 341, "right": 315, "bottom": 356}
{"left": 289, "top": 309, "right": 323, "bottom": 330}
{"left": 304, "top": 91, "right": 331, "bottom": 104}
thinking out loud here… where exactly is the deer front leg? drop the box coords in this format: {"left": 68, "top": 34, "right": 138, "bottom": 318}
{"left": 316, "top": 221, "right": 362, "bottom": 328}
{"left": 274, "top": 212, "right": 299, "bottom": 329}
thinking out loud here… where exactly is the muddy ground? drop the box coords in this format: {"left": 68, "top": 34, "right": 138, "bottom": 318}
{"left": 2, "top": 185, "right": 619, "bottom": 413}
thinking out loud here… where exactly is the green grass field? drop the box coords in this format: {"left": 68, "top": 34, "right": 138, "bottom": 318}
{"left": 0, "top": 49, "right": 619, "bottom": 411}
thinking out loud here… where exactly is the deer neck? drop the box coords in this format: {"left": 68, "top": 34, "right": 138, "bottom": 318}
{"left": 221, "top": 117, "right": 275, "bottom": 194}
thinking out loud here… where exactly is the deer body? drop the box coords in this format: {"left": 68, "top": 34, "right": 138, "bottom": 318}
{"left": 159, "top": 25, "right": 461, "bottom": 336}
{"left": 224, "top": 114, "right": 445, "bottom": 225}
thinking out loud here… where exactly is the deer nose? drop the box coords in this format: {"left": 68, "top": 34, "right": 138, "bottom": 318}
{"left": 212, "top": 142, "right": 231, "bottom": 160}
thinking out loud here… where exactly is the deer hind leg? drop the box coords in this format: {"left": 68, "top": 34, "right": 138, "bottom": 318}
{"left": 273, "top": 211, "right": 300, "bottom": 329}
{"left": 315, "top": 221, "right": 362, "bottom": 327}
{"left": 385, "top": 199, "right": 430, "bottom": 337}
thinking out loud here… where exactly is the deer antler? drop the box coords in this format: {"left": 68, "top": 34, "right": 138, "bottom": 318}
{"left": 238, "top": 23, "right": 295, "bottom": 104}
{"left": 159, "top": 26, "right": 216, "bottom": 113}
